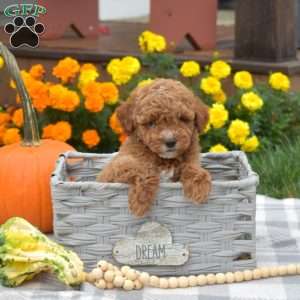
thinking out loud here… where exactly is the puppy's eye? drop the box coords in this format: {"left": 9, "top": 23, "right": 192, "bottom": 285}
{"left": 147, "top": 121, "right": 156, "bottom": 128}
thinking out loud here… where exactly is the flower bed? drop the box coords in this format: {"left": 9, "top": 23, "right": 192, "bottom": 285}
{"left": 0, "top": 31, "right": 300, "bottom": 153}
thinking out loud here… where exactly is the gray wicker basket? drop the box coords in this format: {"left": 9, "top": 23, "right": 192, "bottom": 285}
{"left": 51, "top": 151, "right": 258, "bottom": 275}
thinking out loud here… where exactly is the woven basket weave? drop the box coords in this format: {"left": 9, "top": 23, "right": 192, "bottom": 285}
{"left": 51, "top": 151, "right": 258, "bottom": 275}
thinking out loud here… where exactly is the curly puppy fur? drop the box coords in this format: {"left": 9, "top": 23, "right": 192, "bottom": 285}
{"left": 97, "top": 78, "right": 211, "bottom": 217}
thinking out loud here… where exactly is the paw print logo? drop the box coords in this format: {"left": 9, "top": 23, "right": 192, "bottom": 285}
{"left": 4, "top": 16, "right": 44, "bottom": 48}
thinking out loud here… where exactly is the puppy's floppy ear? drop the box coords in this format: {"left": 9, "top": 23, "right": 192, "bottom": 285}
{"left": 193, "top": 97, "right": 209, "bottom": 134}
{"left": 116, "top": 100, "right": 134, "bottom": 135}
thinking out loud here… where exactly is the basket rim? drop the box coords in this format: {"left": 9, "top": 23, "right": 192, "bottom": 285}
{"left": 51, "top": 150, "right": 259, "bottom": 190}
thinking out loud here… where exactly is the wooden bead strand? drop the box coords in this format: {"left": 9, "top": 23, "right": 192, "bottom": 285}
{"left": 87, "top": 261, "right": 300, "bottom": 291}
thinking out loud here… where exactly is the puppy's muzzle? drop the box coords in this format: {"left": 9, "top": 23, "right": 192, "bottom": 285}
{"left": 165, "top": 138, "right": 177, "bottom": 149}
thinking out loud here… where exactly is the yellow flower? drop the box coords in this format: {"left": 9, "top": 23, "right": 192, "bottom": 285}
{"left": 209, "top": 144, "right": 228, "bottom": 153}
{"left": 269, "top": 72, "right": 290, "bottom": 91}
{"left": 78, "top": 69, "right": 99, "bottom": 89}
{"left": 180, "top": 61, "right": 200, "bottom": 77}
{"left": 210, "top": 60, "right": 231, "bottom": 79}
{"left": 138, "top": 78, "right": 153, "bottom": 88}
{"left": 29, "top": 64, "right": 45, "bottom": 80}
{"left": 203, "top": 122, "right": 211, "bottom": 134}
{"left": 12, "top": 108, "right": 23, "bottom": 127}
{"left": 99, "top": 82, "right": 119, "bottom": 105}
{"left": 52, "top": 57, "right": 80, "bottom": 83}
{"left": 228, "top": 119, "right": 250, "bottom": 145}
{"left": 200, "top": 76, "right": 221, "bottom": 95}
{"left": 139, "top": 30, "right": 166, "bottom": 53}
{"left": 107, "top": 56, "right": 141, "bottom": 85}
{"left": 241, "top": 136, "right": 259, "bottom": 152}
{"left": 233, "top": 71, "right": 253, "bottom": 89}
{"left": 42, "top": 121, "right": 72, "bottom": 142}
{"left": 109, "top": 112, "right": 123, "bottom": 134}
{"left": 241, "top": 92, "right": 263, "bottom": 112}
{"left": 0, "top": 56, "right": 4, "bottom": 69}
{"left": 49, "top": 84, "right": 80, "bottom": 112}
{"left": 209, "top": 103, "right": 229, "bottom": 129}
{"left": 82, "top": 129, "right": 101, "bottom": 148}
{"left": 212, "top": 89, "right": 227, "bottom": 104}
{"left": 121, "top": 56, "right": 141, "bottom": 75}
{"left": 2, "top": 128, "right": 21, "bottom": 145}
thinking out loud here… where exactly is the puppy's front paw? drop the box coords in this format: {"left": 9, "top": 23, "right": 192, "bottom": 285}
{"left": 182, "top": 168, "right": 211, "bottom": 204}
{"left": 128, "top": 176, "right": 159, "bottom": 217}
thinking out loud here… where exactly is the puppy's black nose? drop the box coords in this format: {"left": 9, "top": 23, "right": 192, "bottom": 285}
{"left": 165, "top": 139, "right": 176, "bottom": 148}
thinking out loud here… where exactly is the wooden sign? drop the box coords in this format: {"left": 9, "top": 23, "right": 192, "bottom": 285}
{"left": 113, "top": 222, "right": 189, "bottom": 266}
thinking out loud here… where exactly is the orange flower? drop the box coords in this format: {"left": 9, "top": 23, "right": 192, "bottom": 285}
{"left": 0, "top": 112, "right": 10, "bottom": 125}
{"left": 12, "top": 108, "right": 23, "bottom": 127}
{"left": 109, "top": 112, "right": 123, "bottom": 134}
{"left": 84, "top": 96, "right": 104, "bottom": 113}
{"left": 24, "top": 77, "right": 50, "bottom": 112}
{"left": 42, "top": 121, "right": 72, "bottom": 142}
{"left": 49, "top": 84, "right": 80, "bottom": 112}
{"left": 29, "top": 64, "right": 45, "bottom": 80}
{"left": 52, "top": 57, "right": 80, "bottom": 83}
{"left": 2, "top": 128, "right": 21, "bottom": 145}
{"left": 0, "top": 125, "right": 6, "bottom": 145}
{"left": 82, "top": 129, "right": 101, "bottom": 148}
{"left": 82, "top": 81, "right": 104, "bottom": 112}
{"left": 99, "top": 82, "right": 119, "bottom": 105}
{"left": 80, "top": 63, "right": 97, "bottom": 72}
{"left": 119, "top": 133, "right": 128, "bottom": 144}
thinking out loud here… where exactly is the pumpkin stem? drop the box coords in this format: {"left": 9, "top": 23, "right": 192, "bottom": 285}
{"left": 0, "top": 43, "right": 40, "bottom": 146}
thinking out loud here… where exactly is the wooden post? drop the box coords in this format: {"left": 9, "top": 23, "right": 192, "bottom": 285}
{"left": 235, "top": 0, "right": 297, "bottom": 62}
{"left": 150, "top": 0, "right": 218, "bottom": 50}
{"left": 38, "top": 0, "right": 99, "bottom": 39}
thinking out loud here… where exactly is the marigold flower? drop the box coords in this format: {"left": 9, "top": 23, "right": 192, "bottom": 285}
{"left": 138, "top": 78, "right": 153, "bottom": 88}
{"left": 180, "top": 61, "right": 200, "bottom": 77}
{"left": 49, "top": 84, "right": 80, "bottom": 112}
{"left": 0, "top": 112, "right": 10, "bottom": 125}
{"left": 241, "top": 92, "right": 263, "bottom": 112}
{"left": 200, "top": 76, "right": 221, "bottom": 95}
{"left": 84, "top": 96, "right": 104, "bottom": 113}
{"left": 12, "top": 108, "right": 23, "bottom": 127}
{"left": 121, "top": 56, "right": 141, "bottom": 75}
{"left": 0, "top": 125, "right": 6, "bottom": 145}
{"left": 29, "top": 64, "right": 45, "bottom": 80}
{"left": 82, "top": 129, "right": 101, "bottom": 148}
{"left": 139, "top": 30, "right": 166, "bottom": 53}
{"left": 106, "top": 56, "right": 140, "bottom": 85}
{"left": 52, "top": 57, "right": 80, "bottom": 83}
{"left": 78, "top": 69, "right": 99, "bottom": 89}
{"left": 2, "top": 128, "right": 21, "bottom": 145}
{"left": 42, "top": 121, "right": 72, "bottom": 142}
{"left": 241, "top": 135, "right": 259, "bottom": 152}
{"left": 212, "top": 89, "right": 227, "bottom": 104}
{"left": 80, "top": 63, "right": 97, "bottom": 72}
{"left": 82, "top": 81, "right": 105, "bottom": 112}
{"left": 209, "top": 144, "right": 228, "bottom": 153}
{"left": 0, "top": 56, "right": 4, "bottom": 69}
{"left": 210, "top": 60, "right": 231, "bottom": 79}
{"left": 228, "top": 119, "right": 250, "bottom": 145}
{"left": 209, "top": 103, "right": 229, "bottom": 129}
{"left": 99, "top": 82, "right": 119, "bottom": 105}
{"left": 109, "top": 112, "right": 123, "bottom": 134}
{"left": 269, "top": 72, "right": 290, "bottom": 92}
{"left": 234, "top": 71, "right": 253, "bottom": 89}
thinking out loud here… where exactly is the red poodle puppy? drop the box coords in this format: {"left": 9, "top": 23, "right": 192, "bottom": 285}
{"left": 97, "top": 78, "right": 211, "bottom": 217}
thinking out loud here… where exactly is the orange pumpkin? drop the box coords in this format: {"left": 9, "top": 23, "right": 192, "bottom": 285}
{"left": 0, "top": 43, "right": 73, "bottom": 232}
